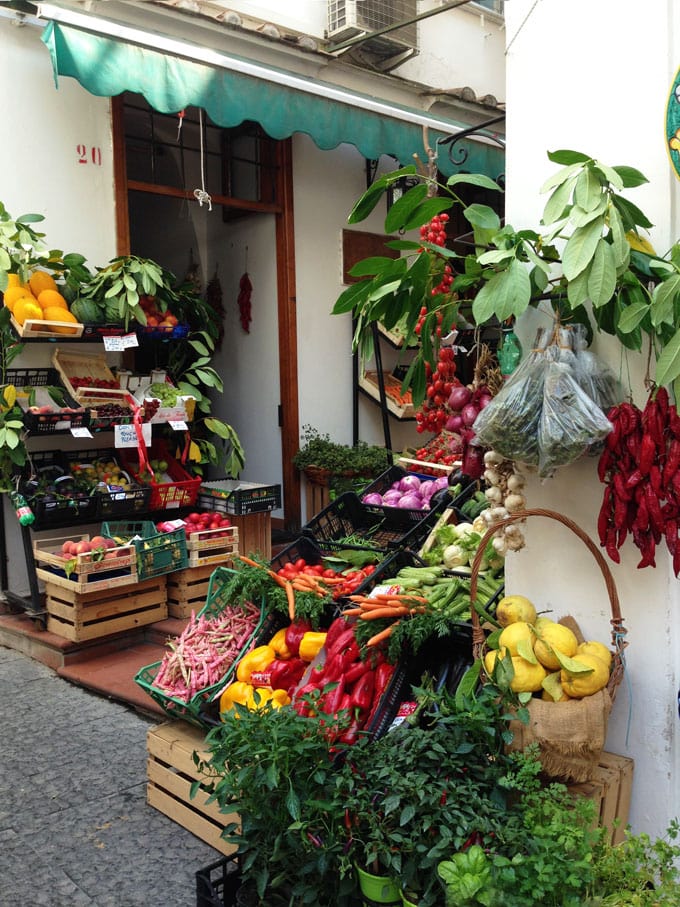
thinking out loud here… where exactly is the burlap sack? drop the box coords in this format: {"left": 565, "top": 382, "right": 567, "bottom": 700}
{"left": 505, "top": 687, "right": 613, "bottom": 782}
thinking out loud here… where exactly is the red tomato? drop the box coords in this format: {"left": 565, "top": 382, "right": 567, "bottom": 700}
{"left": 188, "top": 512, "right": 201, "bottom": 522}
{"left": 323, "top": 568, "right": 337, "bottom": 579}
{"left": 294, "top": 558, "right": 307, "bottom": 570}
{"left": 363, "top": 564, "right": 376, "bottom": 575}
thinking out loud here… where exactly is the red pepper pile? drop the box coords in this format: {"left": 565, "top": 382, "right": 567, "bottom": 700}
{"left": 290, "top": 616, "right": 395, "bottom": 745}
{"left": 597, "top": 387, "right": 680, "bottom": 573}
{"left": 276, "top": 557, "right": 377, "bottom": 600}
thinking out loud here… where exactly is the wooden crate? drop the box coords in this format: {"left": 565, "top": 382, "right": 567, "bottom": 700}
{"left": 567, "top": 751, "right": 634, "bottom": 845}
{"left": 146, "top": 720, "right": 238, "bottom": 857}
{"left": 167, "top": 564, "right": 223, "bottom": 619}
{"left": 34, "top": 533, "right": 138, "bottom": 595}
{"left": 45, "top": 575, "right": 168, "bottom": 642}
{"left": 304, "top": 476, "right": 330, "bottom": 523}
{"left": 230, "top": 511, "right": 271, "bottom": 560}
{"left": 186, "top": 526, "right": 239, "bottom": 568}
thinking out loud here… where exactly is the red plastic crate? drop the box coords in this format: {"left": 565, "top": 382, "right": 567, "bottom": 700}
{"left": 120, "top": 440, "right": 201, "bottom": 510}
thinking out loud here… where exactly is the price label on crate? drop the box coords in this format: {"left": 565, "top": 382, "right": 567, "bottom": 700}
{"left": 103, "top": 333, "right": 139, "bottom": 351}
{"left": 70, "top": 426, "right": 93, "bottom": 439}
{"left": 114, "top": 421, "right": 152, "bottom": 447}
{"left": 168, "top": 420, "right": 188, "bottom": 431}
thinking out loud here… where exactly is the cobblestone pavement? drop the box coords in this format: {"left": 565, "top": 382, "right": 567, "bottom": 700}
{"left": 0, "top": 646, "right": 221, "bottom": 907}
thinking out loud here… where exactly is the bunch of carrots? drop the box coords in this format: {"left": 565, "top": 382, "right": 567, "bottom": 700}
{"left": 342, "top": 592, "right": 427, "bottom": 647}
{"left": 238, "top": 555, "right": 343, "bottom": 620}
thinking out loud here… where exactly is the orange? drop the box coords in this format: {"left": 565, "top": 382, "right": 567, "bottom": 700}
{"left": 43, "top": 306, "right": 79, "bottom": 333}
{"left": 37, "top": 289, "right": 68, "bottom": 310}
{"left": 3, "top": 286, "right": 35, "bottom": 311}
{"left": 28, "top": 270, "right": 58, "bottom": 297}
{"left": 13, "top": 297, "right": 43, "bottom": 325}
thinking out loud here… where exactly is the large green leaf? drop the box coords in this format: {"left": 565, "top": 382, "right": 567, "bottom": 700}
{"left": 651, "top": 274, "right": 680, "bottom": 327}
{"left": 655, "top": 326, "right": 680, "bottom": 387}
{"left": 477, "top": 248, "right": 517, "bottom": 266}
{"left": 540, "top": 160, "right": 589, "bottom": 194}
{"left": 618, "top": 301, "right": 650, "bottom": 333}
{"left": 464, "top": 204, "right": 501, "bottom": 232}
{"left": 592, "top": 161, "right": 624, "bottom": 190}
{"left": 587, "top": 239, "right": 617, "bottom": 307}
{"left": 401, "top": 197, "right": 453, "bottom": 232}
{"left": 347, "top": 180, "right": 390, "bottom": 225}
{"left": 566, "top": 260, "right": 591, "bottom": 309}
{"left": 568, "top": 197, "right": 608, "bottom": 230}
{"left": 541, "top": 177, "right": 575, "bottom": 226}
{"left": 349, "top": 256, "right": 402, "bottom": 278}
{"left": 562, "top": 216, "right": 604, "bottom": 280}
{"left": 547, "top": 149, "right": 592, "bottom": 166}
{"left": 608, "top": 203, "right": 628, "bottom": 267}
{"left": 574, "top": 166, "right": 603, "bottom": 212}
{"left": 612, "top": 195, "right": 654, "bottom": 231}
{"left": 446, "top": 173, "right": 503, "bottom": 192}
{"left": 384, "top": 183, "right": 428, "bottom": 233}
{"left": 472, "top": 259, "right": 531, "bottom": 323}
{"left": 612, "top": 165, "right": 649, "bottom": 188}
{"left": 332, "top": 280, "right": 371, "bottom": 315}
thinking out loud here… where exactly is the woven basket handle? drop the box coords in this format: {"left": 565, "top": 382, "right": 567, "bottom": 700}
{"left": 469, "top": 508, "right": 626, "bottom": 653}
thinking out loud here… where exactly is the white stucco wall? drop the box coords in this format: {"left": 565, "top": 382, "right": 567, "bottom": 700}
{"left": 504, "top": 0, "right": 680, "bottom": 839}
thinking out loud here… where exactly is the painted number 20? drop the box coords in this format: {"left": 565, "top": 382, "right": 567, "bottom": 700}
{"left": 77, "top": 145, "right": 102, "bottom": 166}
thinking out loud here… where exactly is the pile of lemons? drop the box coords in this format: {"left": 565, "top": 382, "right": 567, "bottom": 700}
{"left": 484, "top": 594, "right": 612, "bottom": 701}
{"left": 2, "top": 271, "right": 79, "bottom": 332}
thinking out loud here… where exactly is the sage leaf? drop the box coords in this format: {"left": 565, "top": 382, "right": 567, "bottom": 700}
{"left": 588, "top": 239, "right": 617, "bottom": 307}
{"left": 562, "top": 216, "right": 604, "bottom": 280}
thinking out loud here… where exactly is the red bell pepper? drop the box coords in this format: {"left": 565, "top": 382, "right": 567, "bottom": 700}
{"left": 326, "top": 626, "right": 356, "bottom": 657}
{"left": 324, "top": 616, "right": 351, "bottom": 651}
{"left": 323, "top": 676, "right": 346, "bottom": 715}
{"left": 364, "top": 662, "right": 395, "bottom": 727}
{"left": 350, "top": 669, "right": 374, "bottom": 714}
{"left": 285, "top": 619, "right": 312, "bottom": 657}
{"left": 342, "top": 659, "right": 370, "bottom": 686}
{"left": 269, "top": 657, "right": 306, "bottom": 694}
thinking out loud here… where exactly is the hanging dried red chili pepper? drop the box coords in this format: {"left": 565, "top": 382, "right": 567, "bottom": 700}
{"left": 597, "top": 386, "right": 680, "bottom": 574}
{"left": 238, "top": 272, "right": 252, "bottom": 333}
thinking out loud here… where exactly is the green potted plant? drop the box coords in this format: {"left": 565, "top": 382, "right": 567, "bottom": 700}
{"left": 197, "top": 699, "right": 356, "bottom": 907}
{"left": 293, "top": 424, "right": 391, "bottom": 495}
{"left": 336, "top": 681, "right": 527, "bottom": 907}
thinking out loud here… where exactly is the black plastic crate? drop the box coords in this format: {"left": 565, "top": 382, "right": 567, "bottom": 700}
{"left": 199, "top": 479, "right": 282, "bottom": 515}
{"left": 6, "top": 366, "right": 58, "bottom": 388}
{"left": 269, "top": 535, "right": 326, "bottom": 572}
{"left": 358, "top": 465, "right": 441, "bottom": 529}
{"left": 8, "top": 366, "right": 90, "bottom": 434}
{"left": 63, "top": 448, "right": 153, "bottom": 520}
{"left": 21, "top": 451, "right": 99, "bottom": 528}
{"left": 302, "top": 491, "right": 424, "bottom": 550}
{"left": 196, "top": 857, "right": 241, "bottom": 907}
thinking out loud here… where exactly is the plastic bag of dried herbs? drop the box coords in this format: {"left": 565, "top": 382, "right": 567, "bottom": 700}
{"left": 538, "top": 354, "right": 613, "bottom": 477}
{"left": 472, "top": 327, "right": 553, "bottom": 465}
{"left": 570, "top": 323, "right": 624, "bottom": 411}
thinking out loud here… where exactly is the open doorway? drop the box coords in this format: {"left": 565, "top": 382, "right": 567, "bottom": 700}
{"left": 111, "top": 95, "right": 301, "bottom": 530}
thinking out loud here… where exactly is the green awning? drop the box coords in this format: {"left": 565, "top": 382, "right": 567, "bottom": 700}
{"left": 41, "top": 20, "right": 504, "bottom": 179}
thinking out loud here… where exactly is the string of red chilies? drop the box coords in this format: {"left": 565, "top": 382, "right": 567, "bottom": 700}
{"left": 597, "top": 386, "right": 680, "bottom": 574}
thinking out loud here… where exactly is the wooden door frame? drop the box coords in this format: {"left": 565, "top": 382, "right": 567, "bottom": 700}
{"left": 111, "top": 97, "right": 301, "bottom": 531}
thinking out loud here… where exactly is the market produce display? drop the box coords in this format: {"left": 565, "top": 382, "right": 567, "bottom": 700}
{"left": 2, "top": 269, "right": 81, "bottom": 332}
{"left": 361, "top": 472, "right": 449, "bottom": 511}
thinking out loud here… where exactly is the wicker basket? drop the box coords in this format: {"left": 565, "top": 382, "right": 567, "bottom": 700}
{"left": 469, "top": 508, "right": 628, "bottom": 782}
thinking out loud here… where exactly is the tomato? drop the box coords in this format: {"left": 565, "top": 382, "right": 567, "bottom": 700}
{"left": 323, "top": 568, "right": 337, "bottom": 578}
{"left": 363, "top": 564, "right": 376, "bottom": 575}
{"left": 294, "top": 558, "right": 307, "bottom": 571}
{"left": 188, "top": 512, "right": 201, "bottom": 522}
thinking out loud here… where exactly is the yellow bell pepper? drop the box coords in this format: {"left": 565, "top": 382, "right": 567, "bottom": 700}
{"left": 268, "top": 627, "right": 292, "bottom": 660}
{"left": 246, "top": 687, "right": 291, "bottom": 710}
{"left": 219, "top": 680, "right": 252, "bottom": 713}
{"left": 271, "top": 689, "right": 291, "bottom": 707}
{"left": 236, "top": 645, "right": 276, "bottom": 682}
{"left": 298, "top": 631, "right": 327, "bottom": 662}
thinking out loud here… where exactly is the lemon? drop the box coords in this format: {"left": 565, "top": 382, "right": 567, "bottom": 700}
{"left": 498, "top": 620, "right": 535, "bottom": 657}
{"left": 533, "top": 620, "right": 579, "bottom": 670}
{"left": 510, "top": 656, "right": 547, "bottom": 693}
{"left": 560, "top": 653, "right": 610, "bottom": 698}
{"left": 28, "top": 270, "right": 58, "bottom": 297}
{"left": 483, "top": 647, "right": 507, "bottom": 675}
{"left": 496, "top": 594, "right": 537, "bottom": 627}
{"left": 577, "top": 640, "right": 613, "bottom": 671}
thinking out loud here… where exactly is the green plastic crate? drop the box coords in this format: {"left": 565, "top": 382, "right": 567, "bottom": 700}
{"left": 133, "top": 568, "right": 267, "bottom": 727}
{"left": 102, "top": 520, "right": 188, "bottom": 580}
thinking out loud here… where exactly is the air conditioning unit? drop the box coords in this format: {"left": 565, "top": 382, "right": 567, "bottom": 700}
{"left": 327, "top": 0, "right": 418, "bottom": 56}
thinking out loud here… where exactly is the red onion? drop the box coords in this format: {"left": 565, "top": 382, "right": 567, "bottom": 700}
{"left": 397, "top": 474, "right": 422, "bottom": 493}
{"left": 445, "top": 414, "right": 463, "bottom": 432}
{"left": 382, "top": 490, "right": 402, "bottom": 504}
{"left": 362, "top": 493, "right": 383, "bottom": 506}
{"left": 432, "top": 476, "right": 450, "bottom": 491}
{"left": 448, "top": 385, "right": 472, "bottom": 411}
{"left": 419, "top": 480, "right": 436, "bottom": 500}
{"left": 461, "top": 403, "right": 480, "bottom": 427}
{"left": 397, "top": 493, "right": 423, "bottom": 509}
{"left": 477, "top": 394, "right": 493, "bottom": 410}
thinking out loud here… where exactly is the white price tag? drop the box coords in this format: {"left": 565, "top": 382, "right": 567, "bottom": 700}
{"left": 103, "top": 333, "right": 139, "bottom": 351}
{"left": 169, "top": 420, "right": 188, "bottom": 431}
{"left": 70, "top": 426, "right": 93, "bottom": 438}
{"left": 114, "top": 421, "right": 152, "bottom": 448}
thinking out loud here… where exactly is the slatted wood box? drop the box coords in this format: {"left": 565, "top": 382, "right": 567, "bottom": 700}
{"left": 45, "top": 575, "right": 167, "bottom": 642}
{"left": 166, "top": 564, "right": 224, "bottom": 619}
{"left": 566, "top": 750, "right": 634, "bottom": 845}
{"left": 146, "top": 720, "right": 238, "bottom": 857}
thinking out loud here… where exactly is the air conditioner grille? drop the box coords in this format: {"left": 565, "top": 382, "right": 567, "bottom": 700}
{"left": 328, "top": 0, "right": 418, "bottom": 50}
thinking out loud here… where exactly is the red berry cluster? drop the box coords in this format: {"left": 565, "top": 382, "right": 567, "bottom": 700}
{"left": 415, "top": 346, "right": 457, "bottom": 434}
{"left": 419, "top": 213, "right": 453, "bottom": 298}
{"left": 70, "top": 376, "right": 119, "bottom": 389}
